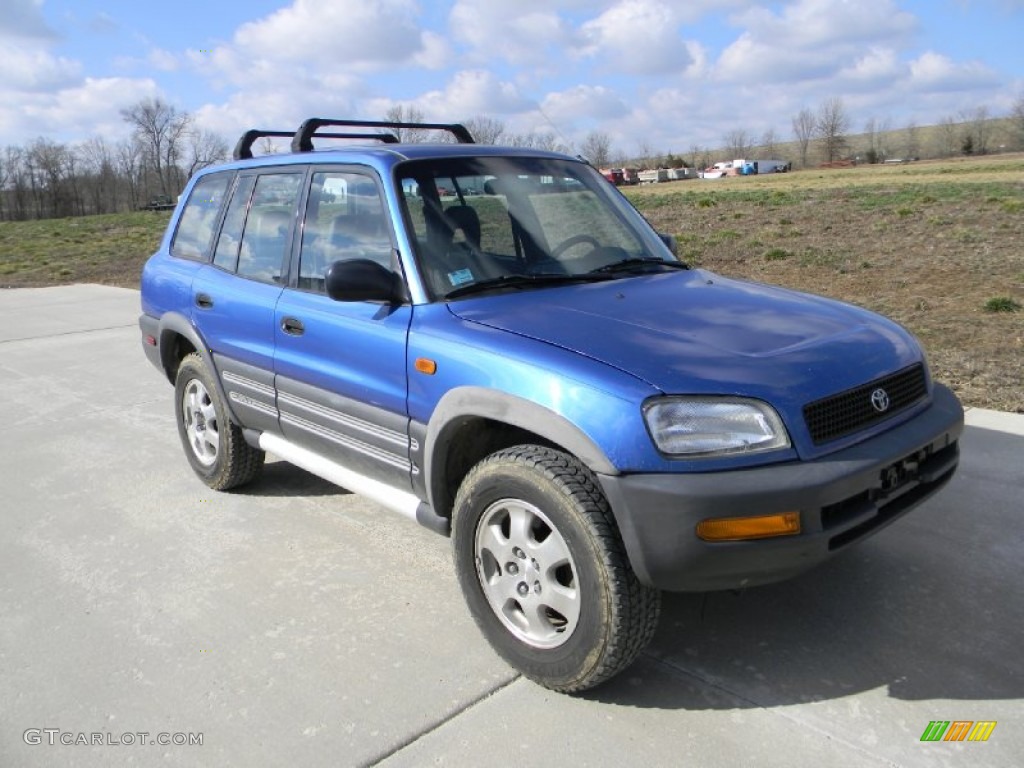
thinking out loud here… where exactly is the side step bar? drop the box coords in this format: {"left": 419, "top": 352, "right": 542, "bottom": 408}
{"left": 258, "top": 432, "right": 450, "bottom": 536}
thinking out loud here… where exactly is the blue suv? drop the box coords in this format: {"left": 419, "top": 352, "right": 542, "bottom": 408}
{"left": 140, "top": 118, "right": 963, "bottom": 692}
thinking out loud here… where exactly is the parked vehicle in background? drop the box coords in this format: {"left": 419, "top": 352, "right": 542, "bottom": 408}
{"left": 139, "top": 195, "right": 176, "bottom": 211}
{"left": 741, "top": 159, "right": 791, "bottom": 175}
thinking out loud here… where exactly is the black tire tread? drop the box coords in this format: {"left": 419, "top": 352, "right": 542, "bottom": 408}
{"left": 176, "top": 353, "right": 264, "bottom": 491}
{"left": 455, "top": 444, "right": 661, "bottom": 693}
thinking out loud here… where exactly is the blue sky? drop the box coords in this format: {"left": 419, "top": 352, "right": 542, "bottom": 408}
{"left": 3, "top": 0, "right": 1022, "bottom": 158}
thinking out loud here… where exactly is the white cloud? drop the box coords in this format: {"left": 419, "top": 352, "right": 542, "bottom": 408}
{"left": 730, "top": 0, "right": 916, "bottom": 47}
{"left": 908, "top": 51, "right": 999, "bottom": 92}
{"left": 413, "top": 31, "right": 451, "bottom": 70}
{"left": 0, "top": 2, "right": 171, "bottom": 145}
{"left": 0, "top": 43, "right": 80, "bottom": 90}
{"left": 413, "top": 70, "right": 534, "bottom": 120}
{"left": 716, "top": 0, "right": 917, "bottom": 83}
{"left": 839, "top": 47, "right": 902, "bottom": 85}
{"left": 194, "top": 87, "right": 357, "bottom": 144}
{"left": 147, "top": 48, "right": 179, "bottom": 72}
{"left": 0, "top": 76, "right": 159, "bottom": 143}
{"left": 450, "top": 1, "right": 576, "bottom": 65}
{"left": 230, "top": 0, "right": 437, "bottom": 72}
{"left": 716, "top": 32, "right": 833, "bottom": 82}
{"left": 576, "top": 0, "right": 697, "bottom": 75}
{"left": 181, "top": 0, "right": 454, "bottom": 137}
{"left": 0, "top": 0, "right": 58, "bottom": 40}
{"left": 540, "top": 85, "right": 629, "bottom": 123}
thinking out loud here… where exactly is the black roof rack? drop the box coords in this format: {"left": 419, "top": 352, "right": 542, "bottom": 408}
{"left": 233, "top": 130, "right": 293, "bottom": 160}
{"left": 291, "top": 118, "right": 475, "bottom": 153}
{"left": 233, "top": 128, "right": 401, "bottom": 160}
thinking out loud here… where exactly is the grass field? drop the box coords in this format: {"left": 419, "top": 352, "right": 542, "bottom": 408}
{"left": 1, "top": 154, "right": 1021, "bottom": 412}
{"left": 0, "top": 210, "right": 171, "bottom": 287}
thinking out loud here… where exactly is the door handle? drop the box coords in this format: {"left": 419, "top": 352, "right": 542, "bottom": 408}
{"left": 195, "top": 292, "right": 214, "bottom": 309}
{"left": 281, "top": 317, "right": 305, "bottom": 336}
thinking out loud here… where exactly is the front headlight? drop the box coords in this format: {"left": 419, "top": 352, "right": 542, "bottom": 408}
{"left": 643, "top": 397, "right": 790, "bottom": 457}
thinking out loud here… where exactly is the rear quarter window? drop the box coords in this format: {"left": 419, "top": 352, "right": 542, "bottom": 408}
{"left": 170, "top": 172, "right": 233, "bottom": 260}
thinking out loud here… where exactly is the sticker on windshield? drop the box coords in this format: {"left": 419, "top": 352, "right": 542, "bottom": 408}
{"left": 448, "top": 268, "right": 474, "bottom": 286}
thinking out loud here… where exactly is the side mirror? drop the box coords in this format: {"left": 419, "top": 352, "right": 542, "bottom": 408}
{"left": 658, "top": 232, "right": 678, "bottom": 256}
{"left": 325, "top": 259, "right": 405, "bottom": 303}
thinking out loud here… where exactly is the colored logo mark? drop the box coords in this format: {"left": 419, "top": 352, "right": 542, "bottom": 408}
{"left": 920, "top": 720, "right": 997, "bottom": 742}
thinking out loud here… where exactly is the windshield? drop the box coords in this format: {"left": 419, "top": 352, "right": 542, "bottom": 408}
{"left": 396, "top": 156, "right": 680, "bottom": 300}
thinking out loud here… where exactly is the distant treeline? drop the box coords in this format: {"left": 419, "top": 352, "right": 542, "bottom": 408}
{"left": 2, "top": 97, "right": 1023, "bottom": 221}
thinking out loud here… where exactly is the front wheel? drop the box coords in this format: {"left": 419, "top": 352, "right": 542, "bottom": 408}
{"left": 452, "top": 445, "right": 661, "bottom": 693}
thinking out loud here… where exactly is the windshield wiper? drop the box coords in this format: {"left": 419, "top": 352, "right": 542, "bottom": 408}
{"left": 589, "top": 257, "right": 689, "bottom": 275}
{"left": 444, "top": 272, "right": 612, "bottom": 300}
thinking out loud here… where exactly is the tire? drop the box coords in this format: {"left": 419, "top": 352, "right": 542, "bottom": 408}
{"left": 452, "top": 445, "right": 661, "bottom": 693}
{"left": 174, "top": 352, "right": 264, "bottom": 490}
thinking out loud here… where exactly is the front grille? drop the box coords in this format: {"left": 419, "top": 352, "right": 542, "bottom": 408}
{"left": 804, "top": 363, "right": 927, "bottom": 444}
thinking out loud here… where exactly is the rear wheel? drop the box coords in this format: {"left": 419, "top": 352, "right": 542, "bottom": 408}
{"left": 174, "top": 353, "right": 264, "bottom": 490}
{"left": 452, "top": 445, "right": 661, "bottom": 693}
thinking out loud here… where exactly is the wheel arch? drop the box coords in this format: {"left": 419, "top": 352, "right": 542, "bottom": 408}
{"left": 423, "top": 387, "right": 617, "bottom": 520}
{"left": 156, "top": 313, "right": 241, "bottom": 425}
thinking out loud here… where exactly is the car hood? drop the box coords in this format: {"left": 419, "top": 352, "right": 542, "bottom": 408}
{"left": 446, "top": 270, "right": 923, "bottom": 406}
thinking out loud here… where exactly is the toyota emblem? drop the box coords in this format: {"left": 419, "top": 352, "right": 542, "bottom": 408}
{"left": 870, "top": 388, "right": 890, "bottom": 413}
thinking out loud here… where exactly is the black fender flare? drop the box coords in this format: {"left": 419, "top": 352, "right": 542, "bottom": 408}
{"left": 423, "top": 386, "right": 617, "bottom": 514}
{"left": 155, "top": 312, "right": 241, "bottom": 425}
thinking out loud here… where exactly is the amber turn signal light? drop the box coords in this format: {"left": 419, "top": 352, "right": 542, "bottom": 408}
{"left": 696, "top": 512, "right": 800, "bottom": 542}
{"left": 415, "top": 358, "right": 437, "bottom": 375}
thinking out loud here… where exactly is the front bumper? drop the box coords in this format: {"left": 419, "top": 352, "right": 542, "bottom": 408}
{"left": 598, "top": 383, "right": 964, "bottom": 592}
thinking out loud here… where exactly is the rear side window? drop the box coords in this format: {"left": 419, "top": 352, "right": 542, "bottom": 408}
{"left": 170, "top": 173, "right": 232, "bottom": 260}
{"left": 212, "top": 176, "right": 257, "bottom": 272}
{"left": 236, "top": 173, "right": 303, "bottom": 283}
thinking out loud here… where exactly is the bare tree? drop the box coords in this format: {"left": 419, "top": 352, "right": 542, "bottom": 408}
{"left": 78, "top": 137, "right": 121, "bottom": 214}
{"left": 120, "top": 97, "right": 191, "bottom": 196}
{"left": 4, "top": 146, "right": 30, "bottom": 220}
{"left": 27, "top": 138, "right": 75, "bottom": 218}
{"left": 634, "top": 139, "right": 655, "bottom": 169}
{"left": 791, "top": 108, "right": 815, "bottom": 168}
{"left": 184, "top": 129, "right": 228, "bottom": 179}
{"left": 116, "top": 138, "right": 144, "bottom": 211}
{"left": 0, "top": 148, "right": 10, "bottom": 221}
{"left": 383, "top": 104, "right": 427, "bottom": 143}
{"left": 688, "top": 144, "right": 711, "bottom": 170}
{"left": 1013, "top": 91, "right": 1024, "bottom": 150}
{"left": 581, "top": 131, "right": 613, "bottom": 168}
{"left": 759, "top": 128, "right": 779, "bottom": 159}
{"left": 863, "top": 117, "right": 880, "bottom": 163}
{"left": 462, "top": 116, "right": 505, "bottom": 145}
{"left": 507, "top": 132, "right": 569, "bottom": 153}
{"left": 903, "top": 120, "right": 920, "bottom": 161}
{"left": 256, "top": 137, "right": 279, "bottom": 156}
{"left": 723, "top": 128, "right": 752, "bottom": 160}
{"left": 937, "top": 115, "right": 959, "bottom": 157}
{"left": 876, "top": 116, "right": 893, "bottom": 159}
{"left": 815, "top": 97, "right": 850, "bottom": 164}
{"left": 958, "top": 106, "right": 991, "bottom": 155}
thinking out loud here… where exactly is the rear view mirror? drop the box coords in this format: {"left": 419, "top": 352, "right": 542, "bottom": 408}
{"left": 658, "top": 232, "right": 678, "bottom": 256}
{"left": 325, "top": 259, "right": 406, "bottom": 303}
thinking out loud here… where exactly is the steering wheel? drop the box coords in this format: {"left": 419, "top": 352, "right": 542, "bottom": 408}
{"left": 551, "top": 234, "right": 601, "bottom": 259}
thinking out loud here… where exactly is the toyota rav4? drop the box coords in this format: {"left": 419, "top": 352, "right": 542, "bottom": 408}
{"left": 139, "top": 118, "right": 963, "bottom": 692}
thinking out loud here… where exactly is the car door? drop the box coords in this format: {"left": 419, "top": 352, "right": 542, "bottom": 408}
{"left": 273, "top": 167, "right": 414, "bottom": 489}
{"left": 191, "top": 169, "right": 305, "bottom": 433}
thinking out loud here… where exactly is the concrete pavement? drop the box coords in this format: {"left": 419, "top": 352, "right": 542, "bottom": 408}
{"left": 1, "top": 285, "right": 1021, "bottom": 767}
